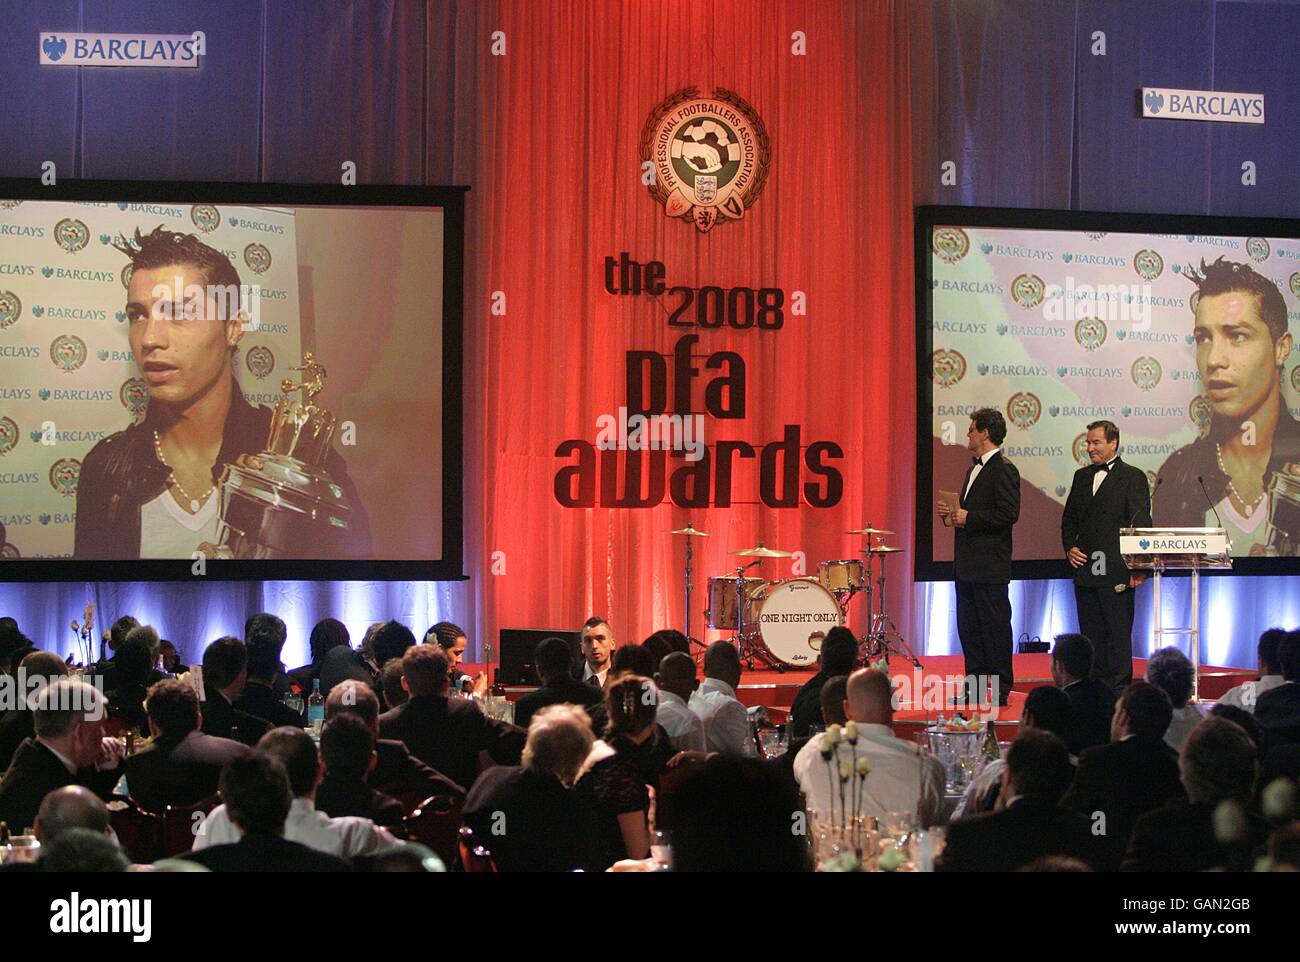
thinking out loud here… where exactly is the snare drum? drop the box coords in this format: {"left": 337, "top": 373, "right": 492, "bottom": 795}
{"left": 704, "top": 576, "right": 764, "bottom": 630}
{"left": 818, "top": 559, "right": 865, "bottom": 593}
{"left": 751, "top": 578, "right": 843, "bottom": 668}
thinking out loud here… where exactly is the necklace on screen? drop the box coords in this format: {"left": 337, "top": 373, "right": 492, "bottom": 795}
{"left": 153, "top": 430, "right": 215, "bottom": 513}
{"left": 1215, "top": 443, "right": 1266, "bottom": 517}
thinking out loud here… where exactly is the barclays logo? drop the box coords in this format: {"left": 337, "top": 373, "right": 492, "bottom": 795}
{"left": 42, "top": 35, "right": 68, "bottom": 62}
{"left": 0, "top": 225, "right": 45, "bottom": 238}
{"left": 0, "top": 346, "right": 41, "bottom": 359}
{"left": 229, "top": 219, "right": 286, "bottom": 235}
{"left": 0, "top": 474, "right": 40, "bottom": 485}
{"left": 0, "top": 264, "right": 36, "bottom": 277}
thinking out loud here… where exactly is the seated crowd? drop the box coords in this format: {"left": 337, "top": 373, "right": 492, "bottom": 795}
{"left": 0, "top": 613, "right": 1298, "bottom": 872}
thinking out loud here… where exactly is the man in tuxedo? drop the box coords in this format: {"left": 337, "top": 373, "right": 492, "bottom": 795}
{"left": 1062, "top": 681, "right": 1184, "bottom": 871}
{"left": 379, "top": 645, "right": 523, "bottom": 790}
{"left": 938, "top": 729, "right": 1096, "bottom": 871}
{"left": 1061, "top": 420, "right": 1151, "bottom": 692}
{"left": 0, "top": 679, "right": 124, "bottom": 832}
{"left": 1050, "top": 633, "right": 1114, "bottom": 754}
{"left": 199, "top": 636, "right": 271, "bottom": 747}
{"left": 938, "top": 408, "right": 1020, "bottom": 706}
{"left": 575, "top": 617, "right": 616, "bottom": 690}
{"left": 1255, "top": 629, "right": 1300, "bottom": 753}
{"left": 514, "top": 636, "right": 602, "bottom": 731}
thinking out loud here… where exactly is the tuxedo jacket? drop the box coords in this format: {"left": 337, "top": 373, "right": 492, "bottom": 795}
{"left": 954, "top": 451, "right": 1020, "bottom": 584}
{"left": 1062, "top": 679, "right": 1115, "bottom": 755}
{"left": 371, "top": 738, "right": 465, "bottom": 800}
{"left": 1122, "top": 798, "right": 1268, "bottom": 872}
{"left": 379, "top": 694, "right": 524, "bottom": 791}
{"left": 182, "top": 832, "right": 351, "bottom": 873}
{"left": 1061, "top": 457, "right": 1151, "bottom": 587}
{"left": 1254, "top": 682, "right": 1300, "bottom": 754}
{"left": 1061, "top": 735, "right": 1185, "bottom": 871}
{"left": 937, "top": 796, "right": 1097, "bottom": 872}
{"left": 0, "top": 739, "right": 120, "bottom": 833}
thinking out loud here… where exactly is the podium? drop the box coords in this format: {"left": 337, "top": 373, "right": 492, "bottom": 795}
{"left": 1120, "top": 528, "right": 1232, "bottom": 702}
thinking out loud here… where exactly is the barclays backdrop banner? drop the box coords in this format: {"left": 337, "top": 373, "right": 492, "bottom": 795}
{"left": 0, "top": 201, "right": 301, "bottom": 559}
{"left": 39, "top": 32, "right": 203, "bottom": 68}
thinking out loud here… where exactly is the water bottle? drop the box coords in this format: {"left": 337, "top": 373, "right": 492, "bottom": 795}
{"left": 307, "top": 678, "right": 325, "bottom": 732}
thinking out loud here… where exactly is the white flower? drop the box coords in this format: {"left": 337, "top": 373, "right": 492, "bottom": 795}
{"left": 844, "top": 720, "right": 859, "bottom": 744}
{"left": 826, "top": 724, "right": 842, "bottom": 745}
{"left": 838, "top": 760, "right": 853, "bottom": 781}
{"left": 855, "top": 756, "right": 871, "bottom": 777}
{"left": 1261, "top": 777, "right": 1297, "bottom": 821}
{"left": 1212, "top": 799, "right": 1248, "bottom": 845}
{"left": 819, "top": 734, "right": 834, "bottom": 758}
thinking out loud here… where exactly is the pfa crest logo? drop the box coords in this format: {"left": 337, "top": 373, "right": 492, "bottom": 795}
{"left": 931, "top": 348, "right": 966, "bottom": 388}
{"left": 1074, "top": 315, "right": 1107, "bottom": 352}
{"left": 931, "top": 227, "right": 969, "bottom": 264}
{"left": 1133, "top": 249, "right": 1163, "bottom": 281}
{"left": 120, "top": 377, "right": 150, "bottom": 424}
{"left": 244, "top": 243, "right": 272, "bottom": 274}
{"left": 1189, "top": 395, "right": 1213, "bottom": 437}
{"left": 640, "top": 87, "right": 770, "bottom": 234}
{"left": 1246, "top": 237, "right": 1270, "bottom": 263}
{"left": 1011, "top": 273, "right": 1045, "bottom": 309}
{"left": 0, "top": 290, "right": 21, "bottom": 329}
{"left": 49, "top": 457, "right": 80, "bottom": 497}
{"left": 0, "top": 416, "right": 18, "bottom": 456}
{"left": 53, "top": 218, "right": 89, "bottom": 254}
{"left": 1072, "top": 432, "right": 1089, "bottom": 466}
{"left": 191, "top": 205, "right": 221, "bottom": 234}
{"left": 1131, "top": 356, "right": 1162, "bottom": 392}
{"left": 245, "top": 344, "right": 275, "bottom": 380}
{"left": 49, "top": 334, "right": 87, "bottom": 373}
{"left": 1006, "top": 392, "right": 1041, "bottom": 430}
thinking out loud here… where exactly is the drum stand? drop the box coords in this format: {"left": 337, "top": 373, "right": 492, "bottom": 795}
{"left": 731, "top": 563, "right": 783, "bottom": 672}
{"left": 859, "top": 544, "right": 923, "bottom": 669}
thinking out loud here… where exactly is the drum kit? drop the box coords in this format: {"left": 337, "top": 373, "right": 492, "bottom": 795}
{"left": 671, "top": 522, "right": 923, "bottom": 672}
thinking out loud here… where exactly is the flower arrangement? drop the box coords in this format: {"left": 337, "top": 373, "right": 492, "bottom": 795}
{"left": 816, "top": 721, "right": 872, "bottom": 858}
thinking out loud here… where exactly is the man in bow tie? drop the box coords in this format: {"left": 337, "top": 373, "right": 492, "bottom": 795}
{"left": 938, "top": 408, "right": 1020, "bottom": 707}
{"left": 1061, "top": 420, "right": 1152, "bottom": 692}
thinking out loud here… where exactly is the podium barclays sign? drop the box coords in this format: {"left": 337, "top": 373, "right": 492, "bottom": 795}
{"left": 1141, "top": 87, "right": 1264, "bottom": 125}
{"left": 39, "top": 32, "right": 204, "bottom": 68}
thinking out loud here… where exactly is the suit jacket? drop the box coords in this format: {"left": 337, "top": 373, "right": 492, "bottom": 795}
{"left": 462, "top": 766, "right": 600, "bottom": 872}
{"left": 937, "top": 796, "right": 1097, "bottom": 872}
{"left": 235, "top": 680, "right": 306, "bottom": 729}
{"left": 954, "top": 451, "right": 1021, "bottom": 584}
{"left": 1061, "top": 456, "right": 1151, "bottom": 587}
{"left": 1062, "top": 678, "right": 1115, "bottom": 755}
{"left": 0, "top": 739, "right": 121, "bottom": 832}
{"left": 124, "top": 730, "right": 247, "bottom": 812}
{"left": 788, "top": 673, "right": 830, "bottom": 740}
{"left": 378, "top": 694, "right": 525, "bottom": 791}
{"left": 315, "top": 776, "right": 407, "bottom": 830}
{"left": 181, "top": 831, "right": 352, "bottom": 872}
{"left": 201, "top": 686, "right": 271, "bottom": 747}
{"left": 1122, "top": 798, "right": 1268, "bottom": 872}
{"left": 1061, "top": 735, "right": 1185, "bottom": 871}
{"left": 1254, "top": 682, "right": 1300, "bottom": 754}
{"left": 371, "top": 738, "right": 465, "bottom": 800}
{"left": 0, "top": 708, "right": 34, "bottom": 772}
{"left": 513, "top": 676, "right": 604, "bottom": 731}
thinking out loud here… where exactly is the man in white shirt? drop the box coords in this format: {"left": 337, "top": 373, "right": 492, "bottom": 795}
{"left": 578, "top": 617, "right": 616, "bottom": 690}
{"left": 688, "top": 643, "right": 754, "bottom": 758}
{"left": 192, "top": 727, "right": 401, "bottom": 858}
{"left": 654, "top": 652, "right": 705, "bottom": 753}
{"left": 1218, "top": 627, "right": 1287, "bottom": 713}
{"left": 793, "top": 668, "right": 945, "bottom": 826}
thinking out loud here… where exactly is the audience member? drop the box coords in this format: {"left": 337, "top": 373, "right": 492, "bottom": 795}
{"left": 325, "top": 680, "right": 463, "bottom": 800}
{"left": 371, "top": 621, "right": 417, "bottom": 671}
{"left": 642, "top": 629, "right": 689, "bottom": 666}
{"left": 199, "top": 636, "right": 270, "bottom": 746}
{"left": 181, "top": 752, "right": 350, "bottom": 872}
{"left": 1061, "top": 682, "right": 1184, "bottom": 871}
{"left": 939, "top": 730, "right": 1095, "bottom": 872}
{"left": 90, "top": 615, "right": 140, "bottom": 690}
{"left": 125, "top": 679, "right": 248, "bottom": 811}
{"left": 0, "top": 786, "right": 116, "bottom": 874}
{"left": 0, "top": 651, "right": 69, "bottom": 770}
{"left": 1218, "top": 628, "right": 1287, "bottom": 713}
{"left": 576, "top": 617, "right": 616, "bottom": 690}
{"left": 1255, "top": 629, "right": 1300, "bottom": 752}
{"left": 653, "top": 652, "right": 705, "bottom": 753}
{"left": 105, "top": 631, "right": 156, "bottom": 731}
{"left": 380, "top": 658, "right": 409, "bottom": 711}
{"left": 0, "top": 679, "right": 123, "bottom": 831}
{"left": 158, "top": 639, "right": 186, "bottom": 675}
{"left": 426, "top": 621, "right": 485, "bottom": 695}
{"left": 193, "top": 727, "right": 402, "bottom": 859}
{"left": 689, "top": 642, "right": 755, "bottom": 758}
{"left": 316, "top": 713, "right": 406, "bottom": 829}
{"left": 574, "top": 675, "right": 657, "bottom": 868}
{"left": 464, "top": 704, "right": 600, "bottom": 871}
{"left": 1051, "top": 633, "right": 1114, "bottom": 754}
{"left": 514, "top": 636, "right": 602, "bottom": 731}
{"left": 610, "top": 643, "right": 657, "bottom": 680}
{"left": 1122, "top": 717, "right": 1268, "bottom": 872}
{"left": 379, "top": 645, "right": 523, "bottom": 790}
{"left": 788, "top": 627, "right": 858, "bottom": 739}
{"left": 793, "top": 668, "right": 945, "bottom": 826}
{"left": 288, "top": 618, "right": 350, "bottom": 693}
{"left": 1145, "top": 647, "right": 1202, "bottom": 752}
{"left": 318, "top": 644, "right": 376, "bottom": 696}
{"left": 40, "top": 827, "right": 129, "bottom": 873}
{"left": 237, "top": 618, "right": 306, "bottom": 728}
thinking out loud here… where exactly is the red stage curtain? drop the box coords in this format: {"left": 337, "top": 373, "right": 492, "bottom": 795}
{"left": 454, "top": 0, "right": 918, "bottom": 650}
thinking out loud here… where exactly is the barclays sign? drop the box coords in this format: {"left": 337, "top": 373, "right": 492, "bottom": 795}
{"left": 39, "top": 32, "right": 204, "bottom": 68}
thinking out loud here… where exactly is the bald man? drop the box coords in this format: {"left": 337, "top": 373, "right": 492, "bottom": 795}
{"left": 654, "top": 653, "right": 705, "bottom": 753}
{"left": 36, "top": 785, "right": 112, "bottom": 841}
{"left": 688, "top": 643, "right": 754, "bottom": 758}
{"left": 792, "top": 669, "right": 945, "bottom": 826}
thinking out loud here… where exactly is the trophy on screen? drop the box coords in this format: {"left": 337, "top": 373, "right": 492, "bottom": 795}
{"left": 213, "top": 353, "right": 356, "bottom": 559}
{"left": 1265, "top": 465, "right": 1300, "bottom": 557}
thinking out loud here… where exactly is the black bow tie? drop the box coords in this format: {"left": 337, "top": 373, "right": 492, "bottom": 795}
{"left": 1092, "top": 461, "right": 1113, "bottom": 474}
{"left": 972, "top": 456, "right": 983, "bottom": 466}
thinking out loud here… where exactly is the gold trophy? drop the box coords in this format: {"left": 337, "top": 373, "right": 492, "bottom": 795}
{"left": 214, "top": 353, "right": 355, "bottom": 559}
{"left": 1265, "top": 464, "right": 1300, "bottom": 557}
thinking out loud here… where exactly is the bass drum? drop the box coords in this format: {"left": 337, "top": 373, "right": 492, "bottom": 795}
{"left": 751, "top": 578, "right": 844, "bottom": 669}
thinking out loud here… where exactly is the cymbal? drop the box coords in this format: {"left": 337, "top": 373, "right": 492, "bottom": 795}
{"left": 863, "top": 545, "right": 903, "bottom": 554}
{"left": 846, "top": 526, "right": 895, "bottom": 536}
{"left": 732, "top": 543, "right": 794, "bottom": 558}
{"left": 670, "top": 524, "right": 710, "bottom": 536}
